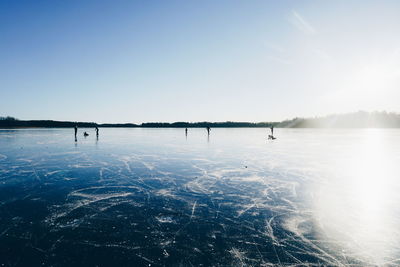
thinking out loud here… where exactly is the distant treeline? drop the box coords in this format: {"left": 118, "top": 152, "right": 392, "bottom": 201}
{"left": 0, "top": 117, "right": 137, "bottom": 128}
{"left": 1, "top": 111, "right": 400, "bottom": 128}
{"left": 0, "top": 117, "right": 275, "bottom": 128}
{"left": 141, "top": 122, "right": 277, "bottom": 128}
{"left": 280, "top": 111, "right": 400, "bottom": 128}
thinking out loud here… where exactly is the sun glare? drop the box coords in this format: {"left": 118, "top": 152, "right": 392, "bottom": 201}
{"left": 354, "top": 64, "right": 398, "bottom": 95}
{"left": 315, "top": 129, "right": 400, "bottom": 264}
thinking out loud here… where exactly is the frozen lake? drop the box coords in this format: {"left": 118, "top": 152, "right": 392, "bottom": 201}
{"left": 1, "top": 128, "right": 400, "bottom": 266}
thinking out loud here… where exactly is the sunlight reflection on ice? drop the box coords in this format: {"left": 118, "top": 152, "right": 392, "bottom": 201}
{"left": 313, "top": 129, "right": 400, "bottom": 265}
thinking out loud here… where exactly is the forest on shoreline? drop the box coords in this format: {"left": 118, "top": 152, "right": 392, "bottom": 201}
{"left": 1, "top": 111, "right": 400, "bottom": 128}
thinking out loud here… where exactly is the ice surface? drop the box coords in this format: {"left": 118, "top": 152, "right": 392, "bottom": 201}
{"left": 0, "top": 128, "right": 400, "bottom": 266}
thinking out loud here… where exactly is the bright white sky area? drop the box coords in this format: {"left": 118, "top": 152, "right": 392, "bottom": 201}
{"left": 1, "top": 0, "right": 399, "bottom": 123}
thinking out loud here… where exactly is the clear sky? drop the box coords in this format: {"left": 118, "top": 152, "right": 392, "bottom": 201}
{"left": 1, "top": 0, "right": 400, "bottom": 123}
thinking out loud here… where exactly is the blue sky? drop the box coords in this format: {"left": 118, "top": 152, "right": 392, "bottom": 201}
{"left": 1, "top": 0, "right": 400, "bottom": 123}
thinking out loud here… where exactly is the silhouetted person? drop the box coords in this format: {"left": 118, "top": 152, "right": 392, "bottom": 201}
{"left": 185, "top": 128, "right": 188, "bottom": 136}
{"left": 95, "top": 126, "right": 99, "bottom": 137}
{"left": 206, "top": 127, "right": 211, "bottom": 135}
{"left": 84, "top": 132, "right": 89, "bottom": 137}
{"left": 74, "top": 125, "right": 78, "bottom": 137}
{"left": 268, "top": 125, "right": 276, "bottom": 140}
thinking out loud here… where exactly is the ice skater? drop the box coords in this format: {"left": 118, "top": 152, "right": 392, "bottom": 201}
{"left": 185, "top": 128, "right": 188, "bottom": 136}
{"left": 74, "top": 125, "right": 78, "bottom": 137}
{"left": 206, "top": 126, "right": 211, "bottom": 135}
{"left": 95, "top": 126, "right": 99, "bottom": 137}
{"left": 268, "top": 125, "right": 276, "bottom": 140}
{"left": 83, "top": 132, "right": 89, "bottom": 137}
